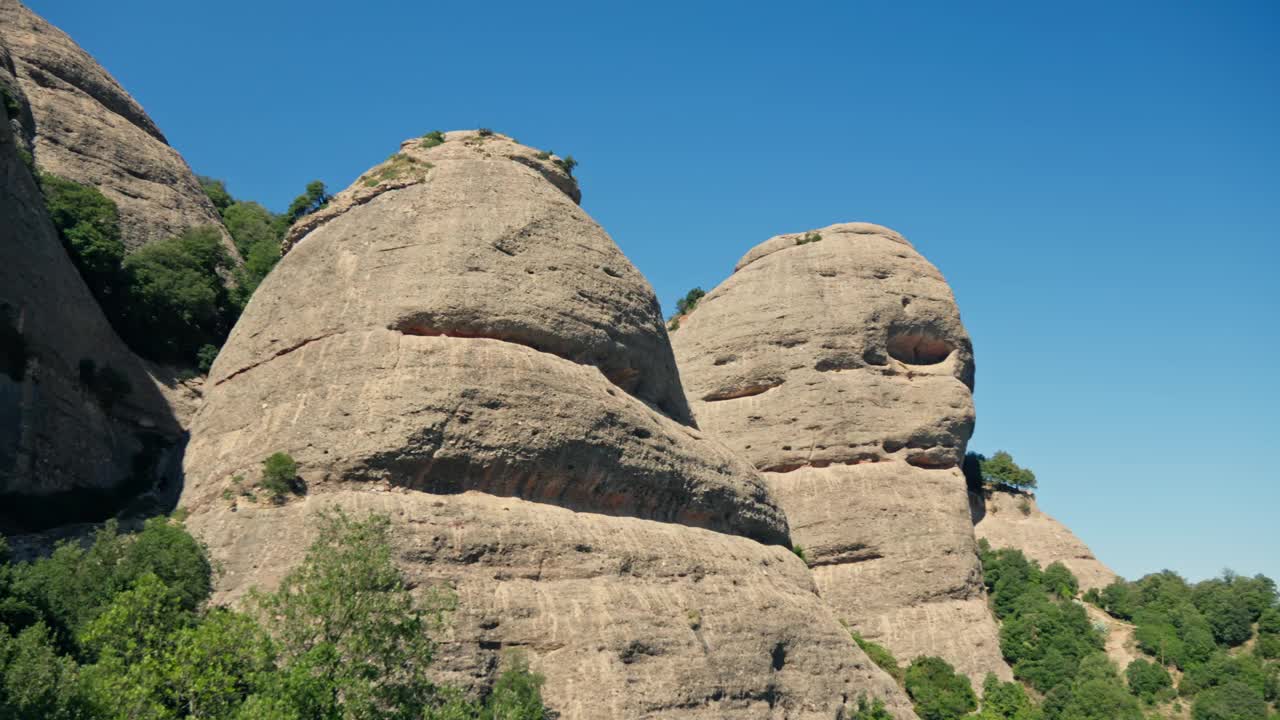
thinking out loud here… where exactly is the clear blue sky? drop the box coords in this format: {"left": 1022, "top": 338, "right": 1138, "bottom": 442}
{"left": 28, "top": 1, "right": 1278, "bottom": 583}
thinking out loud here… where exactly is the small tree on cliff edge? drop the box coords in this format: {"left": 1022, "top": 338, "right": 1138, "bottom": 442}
{"left": 967, "top": 450, "right": 1037, "bottom": 491}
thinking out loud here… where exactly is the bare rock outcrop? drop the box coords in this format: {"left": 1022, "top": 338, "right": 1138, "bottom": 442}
{"left": 0, "top": 0, "right": 230, "bottom": 252}
{"left": 971, "top": 487, "right": 1116, "bottom": 591}
{"left": 672, "top": 223, "right": 1010, "bottom": 685}
{"left": 0, "top": 89, "right": 180, "bottom": 531}
{"left": 181, "top": 135, "right": 918, "bottom": 718}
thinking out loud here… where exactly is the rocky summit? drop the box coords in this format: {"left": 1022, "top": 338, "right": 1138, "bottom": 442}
{"left": 179, "top": 133, "right": 918, "bottom": 718}
{"left": 672, "top": 222, "right": 1010, "bottom": 686}
{"left": 0, "top": 0, "right": 230, "bottom": 252}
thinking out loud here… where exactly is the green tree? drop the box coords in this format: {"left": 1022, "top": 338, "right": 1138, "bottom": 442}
{"left": 199, "top": 176, "right": 234, "bottom": 213}
{"left": 480, "top": 653, "right": 549, "bottom": 720}
{"left": 280, "top": 180, "right": 329, "bottom": 230}
{"left": 903, "top": 656, "right": 976, "bottom": 720}
{"left": 1042, "top": 562, "right": 1079, "bottom": 601}
{"left": 39, "top": 174, "right": 125, "bottom": 302}
{"left": 674, "top": 287, "right": 706, "bottom": 316}
{"left": 248, "top": 511, "right": 451, "bottom": 719}
{"left": 121, "top": 225, "right": 235, "bottom": 365}
{"left": 260, "top": 452, "right": 299, "bottom": 502}
{"left": 977, "top": 451, "right": 1037, "bottom": 490}
{"left": 1125, "top": 658, "right": 1171, "bottom": 702}
{"left": 1191, "top": 681, "right": 1269, "bottom": 720}
{"left": 976, "top": 673, "right": 1042, "bottom": 720}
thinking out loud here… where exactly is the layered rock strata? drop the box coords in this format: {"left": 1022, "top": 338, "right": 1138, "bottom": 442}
{"left": 181, "top": 134, "right": 918, "bottom": 718}
{"left": 0, "top": 0, "right": 230, "bottom": 252}
{"left": 0, "top": 88, "right": 180, "bottom": 529}
{"left": 672, "top": 223, "right": 1010, "bottom": 685}
{"left": 971, "top": 487, "right": 1116, "bottom": 591}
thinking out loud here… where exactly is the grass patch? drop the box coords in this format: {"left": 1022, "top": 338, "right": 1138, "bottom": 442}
{"left": 360, "top": 153, "right": 433, "bottom": 188}
{"left": 420, "top": 130, "right": 446, "bottom": 148}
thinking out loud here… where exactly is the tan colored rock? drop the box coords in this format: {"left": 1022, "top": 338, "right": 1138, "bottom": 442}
{"left": 972, "top": 487, "right": 1116, "bottom": 591}
{"left": 0, "top": 0, "right": 231, "bottom": 252}
{"left": 181, "top": 135, "right": 918, "bottom": 718}
{"left": 0, "top": 89, "right": 180, "bottom": 528}
{"left": 672, "top": 223, "right": 1010, "bottom": 686}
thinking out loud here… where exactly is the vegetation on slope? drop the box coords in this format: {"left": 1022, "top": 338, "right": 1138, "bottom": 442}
{"left": 0, "top": 512, "right": 549, "bottom": 719}
{"left": 34, "top": 172, "right": 328, "bottom": 372}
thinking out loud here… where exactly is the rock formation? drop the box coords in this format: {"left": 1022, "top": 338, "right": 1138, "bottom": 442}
{"left": 180, "top": 133, "right": 919, "bottom": 718}
{"left": 0, "top": 84, "right": 180, "bottom": 531}
{"left": 0, "top": 0, "right": 230, "bottom": 252}
{"left": 672, "top": 223, "right": 1010, "bottom": 686}
{"left": 971, "top": 487, "right": 1116, "bottom": 591}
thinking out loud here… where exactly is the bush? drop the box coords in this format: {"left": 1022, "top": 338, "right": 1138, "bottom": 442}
{"left": 120, "top": 225, "right": 235, "bottom": 365}
{"left": 1125, "top": 658, "right": 1171, "bottom": 701}
{"left": 259, "top": 452, "right": 298, "bottom": 503}
{"left": 197, "top": 176, "right": 234, "bottom": 213}
{"left": 39, "top": 174, "right": 125, "bottom": 302}
{"left": 553, "top": 155, "right": 578, "bottom": 176}
{"left": 674, "top": 287, "right": 706, "bottom": 317}
{"left": 849, "top": 694, "right": 895, "bottom": 720}
{"left": 196, "top": 344, "right": 220, "bottom": 374}
{"left": 1191, "top": 681, "right": 1269, "bottom": 720}
{"left": 280, "top": 180, "right": 329, "bottom": 229}
{"left": 904, "top": 656, "right": 976, "bottom": 720}
{"left": 0, "top": 82, "right": 20, "bottom": 119}
{"left": 851, "top": 631, "right": 903, "bottom": 684}
{"left": 796, "top": 231, "right": 822, "bottom": 245}
{"left": 1042, "top": 562, "right": 1079, "bottom": 601}
{"left": 477, "top": 128, "right": 495, "bottom": 137}
{"left": 421, "top": 130, "right": 446, "bottom": 148}
{"left": 975, "top": 451, "right": 1037, "bottom": 490}
{"left": 977, "top": 673, "right": 1040, "bottom": 720}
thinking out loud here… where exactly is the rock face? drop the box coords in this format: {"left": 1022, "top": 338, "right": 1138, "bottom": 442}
{"left": 0, "top": 87, "right": 180, "bottom": 530}
{"left": 672, "top": 223, "right": 1010, "bottom": 685}
{"left": 0, "top": 0, "right": 229, "bottom": 252}
{"left": 181, "top": 134, "right": 919, "bottom": 718}
{"left": 971, "top": 487, "right": 1116, "bottom": 591}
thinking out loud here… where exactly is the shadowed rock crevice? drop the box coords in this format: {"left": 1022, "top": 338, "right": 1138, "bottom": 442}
{"left": 886, "top": 325, "right": 954, "bottom": 366}
{"left": 702, "top": 379, "right": 784, "bottom": 402}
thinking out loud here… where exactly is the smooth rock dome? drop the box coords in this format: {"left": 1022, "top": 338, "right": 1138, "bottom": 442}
{"left": 180, "top": 135, "right": 920, "bottom": 718}
{"left": 672, "top": 222, "right": 1011, "bottom": 686}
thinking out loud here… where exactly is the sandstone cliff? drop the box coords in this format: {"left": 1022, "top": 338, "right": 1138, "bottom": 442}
{"left": 971, "top": 487, "right": 1116, "bottom": 591}
{"left": 0, "top": 0, "right": 230, "bottom": 252}
{"left": 672, "top": 223, "right": 1011, "bottom": 686}
{"left": 181, "top": 134, "right": 919, "bottom": 718}
{"left": 0, "top": 85, "right": 180, "bottom": 530}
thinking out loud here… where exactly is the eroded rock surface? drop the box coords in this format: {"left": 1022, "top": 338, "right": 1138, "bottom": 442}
{"left": 0, "top": 0, "right": 229, "bottom": 251}
{"left": 181, "top": 136, "right": 918, "bottom": 718}
{"left": 972, "top": 487, "right": 1116, "bottom": 591}
{"left": 672, "top": 223, "right": 1009, "bottom": 685}
{"left": 0, "top": 90, "right": 180, "bottom": 530}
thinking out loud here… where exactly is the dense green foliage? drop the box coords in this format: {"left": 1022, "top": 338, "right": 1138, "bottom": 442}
{"left": 121, "top": 226, "right": 237, "bottom": 364}
{"left": 977, "top": 540, "right": 1144, "bottom": 719}
{"left": 36, "top": 172, "right": 328, "bottom": 370}
{"left": 40, "top": 174, "right": 125, "bottom": 303}
{"left": 1125, "top": 658, "right": 1172, "bottom": 702}
{"left": 967, "top": 451, "right": 1037, "bottom": 491}
{"left": 904, "top": 656, "right": 977, "bottom": 720}
{"left": 674, "top": 287, "right": 706, "bottom": 316}
{"left": 0, "top": 513, "right": 549, "bottom": 719}
{"left": 973, "top": 673, "right": 1042, "bottom": 720}
{"left": 421, "top": 130, "right": 446, "bottom": 149}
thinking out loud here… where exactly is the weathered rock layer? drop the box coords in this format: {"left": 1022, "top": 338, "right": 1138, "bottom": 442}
{"left": 971, "top": 487, "right": 1116, "bottom": 591}
{"left": 181, "top": 135, "right": 918, "bottom": 718}
{"left": 0, "top": 87, "right": 180, "bottom": 529}
{"left": 672, "top": 223, "right": 1010, "bottom": 685}
{"left": 0, "top": 0, "right": 229, "bottom": 251}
